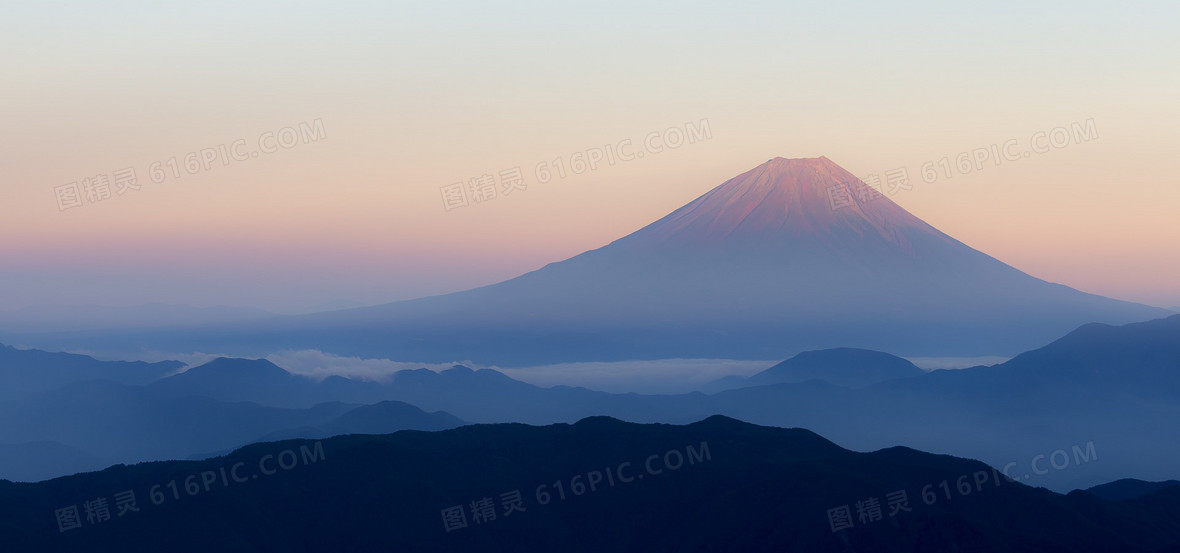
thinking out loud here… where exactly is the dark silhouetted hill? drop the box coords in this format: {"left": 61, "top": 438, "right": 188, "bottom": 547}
{"left": 3, "top": 417, "right": 1180, "bottom": 552}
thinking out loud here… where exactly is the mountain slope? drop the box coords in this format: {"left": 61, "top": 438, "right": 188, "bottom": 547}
{"left": 995, "top": 314, "right": 1180, "bottom": 390}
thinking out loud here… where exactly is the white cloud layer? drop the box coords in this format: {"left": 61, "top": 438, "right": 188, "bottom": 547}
{"left": 95, "top": 348, "right": 776, "bottom": 393}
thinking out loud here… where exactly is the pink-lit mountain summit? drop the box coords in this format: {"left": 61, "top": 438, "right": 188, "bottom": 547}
{"left": 76, "top": 157, "right": 1173, "bottom": 364}
{"left": 635, "top": 156, "right": 928, "bottom": 246}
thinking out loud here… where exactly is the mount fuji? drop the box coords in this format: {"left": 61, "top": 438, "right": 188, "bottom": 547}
{"left": 26, "top": 157, "right": 1167, "bottom": 364}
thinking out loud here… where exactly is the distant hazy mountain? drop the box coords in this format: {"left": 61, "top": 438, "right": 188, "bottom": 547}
{"left": 5, "top": 157, "right": 1165, "bottom": 364}
{"left": 1086, "top": 478, "right": 1180, "bottom": 501}
{"left": 702, "top": 315, "right": 1180, "bottom": 490}
{"left": 78, "top": 317, "right": 1180, "bottom": 488}
{"left": 0, "top": 364, "right": 464, "bottom": 481}
{"left": 994, "top": 315, "right": 1180, "bottom": 394}
{"left": 746, "top": 347, "right": 924, "bottom": 388}
{"left": 147, "top": 357, "right": 556, "bottom": 410}
{"left": 5, "top": 316, "right": 1178, "bottom": 488}
{"left": 5, "top": 417, "right": 1180, "bottom": 552}
{"left": 249, "top": 316, "right": 1179, "bottom": 491}
{"left": 0, "top": 344, "right": 182, "bottom": 399}
{"left": 242, "top": 156, "right": 1170, "bottom": 363}
{"left": 252, "top": 400, "right": 465, "bottom": 442}
{"left": 0, "top": 380, "right": 354, "bottom": 478}
{"left": 148, "top": 358, "right": 323, "bottom": 407}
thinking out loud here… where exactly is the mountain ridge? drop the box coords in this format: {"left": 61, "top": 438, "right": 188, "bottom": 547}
{"left": 6, "top": 416, "right": 1180, "bottom": 552}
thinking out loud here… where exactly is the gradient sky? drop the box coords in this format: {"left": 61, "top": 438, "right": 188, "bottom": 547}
{"left": 2, "top": 1, "right": 1178, "bottom": 313}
